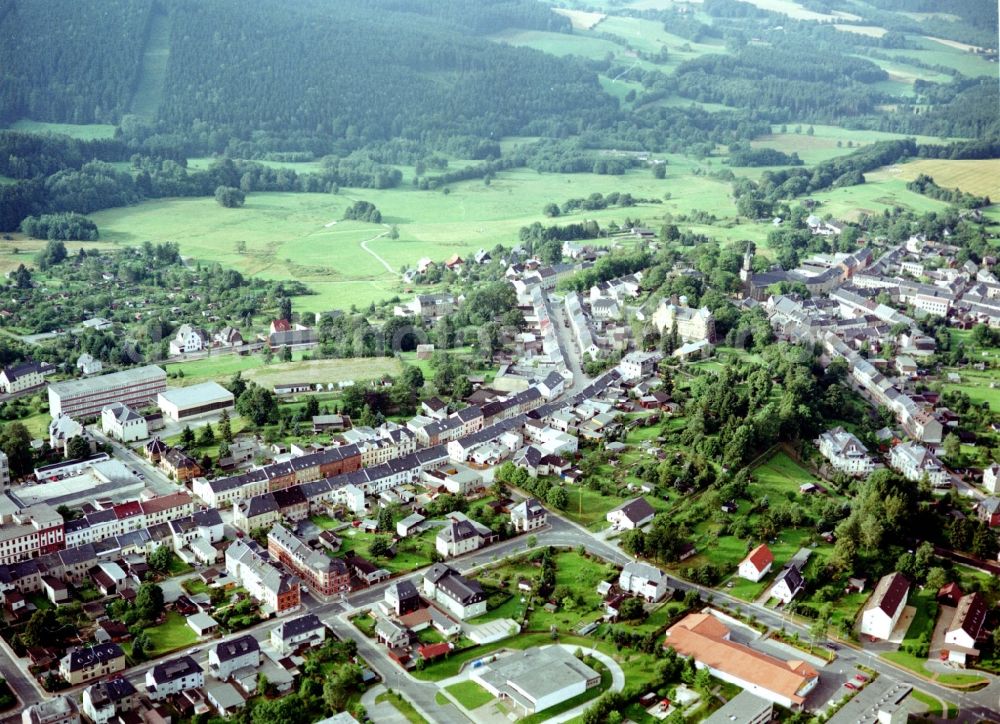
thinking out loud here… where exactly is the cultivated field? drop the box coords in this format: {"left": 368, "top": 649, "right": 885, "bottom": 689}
{"left": 750, "top": 124, "right": 960, "bottom": 165}
{"left": 873, "top": 159, "right": 1000, "bottom": 199}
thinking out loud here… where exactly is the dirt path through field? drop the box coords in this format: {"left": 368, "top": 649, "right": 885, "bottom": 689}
{"left": 359, "top": 227, "right": 399, "bottom": 276}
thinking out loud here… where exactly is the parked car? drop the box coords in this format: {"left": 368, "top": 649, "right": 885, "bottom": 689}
{"left": 844, "top": 682, "right": 858, "bottom": 691}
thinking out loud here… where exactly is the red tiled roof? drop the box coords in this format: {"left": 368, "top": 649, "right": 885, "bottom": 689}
{"left": 114, "top": 501, "right": 143, "bottom": 520}
{"left": 418, "top": 642, "right": 451, "bottom": 660}
{"left": 741, "top": 544, "right": 774, "bottom": 573}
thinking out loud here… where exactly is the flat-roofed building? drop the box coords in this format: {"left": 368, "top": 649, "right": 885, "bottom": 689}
{"left": 470, "top": 646, "right": 601, "bottom": 715}
{"left": 704, "top": 691, "right": 773, "bottom": 724}
{"left": 157, "top": 382, "right": 235, "bottom": 422}
{"left": 48, "top": 366, "right": 167, "bottom": 420}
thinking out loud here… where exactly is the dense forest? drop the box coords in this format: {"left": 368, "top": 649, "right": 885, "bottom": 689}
{"left": 0, "top": 0, "right": 995, "bottom": 232}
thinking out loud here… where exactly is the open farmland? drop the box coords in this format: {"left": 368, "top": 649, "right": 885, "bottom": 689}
{"left": 5, "top": 119, "right": 117, "bottom": 139}
{"left": 873, "top": 159, "right": 1000, "bottom": 199}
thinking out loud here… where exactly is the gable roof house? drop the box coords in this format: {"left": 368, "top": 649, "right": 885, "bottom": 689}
{"left": 423, "top": 563, "right": 486, "bottom": 619}
{"left": 606, "top": 497, "right": 655, "bottom": 530}
{"left": 860, "top": 572, "right": 909, "bottom": 641}
{"left": 737, "top": 544, "right": 774, "bottom": 583}
{"left": 944, "top": 592, "right": 989, "bottom": 666}
{"left": 619, "top": 560, "right": 670, "bottom": 602}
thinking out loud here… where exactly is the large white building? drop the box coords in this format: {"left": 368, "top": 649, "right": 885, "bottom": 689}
{"left": 101, "top": 403, "right": 148, "bottom": 443}
{"left": 619, "top": 560, "right": 670, "bottom": 602}
{"left": 860, "top": 572, "right": 909, "bottom": 641}
{"left": 665, "top": 613, "right": 818, "bottom": 710}
{"left": 651, "top": 302, "right": 715, "bottom": 342}
{"left": 48, "top": 365, "right": 167, "bottom": 419}
{"left": 889, "top": 442, "right": 950, "bottom": 487}
{"left": 157, "top": 381, "right": 235, "bottom": 422}
{"left": 817, "top": 427, "right": 874, "bottom": 476}
{"left": 470, "top": 646, "right": 601, "bottom": 715}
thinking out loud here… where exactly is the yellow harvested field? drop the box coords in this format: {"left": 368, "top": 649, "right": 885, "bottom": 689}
{"left": 243, "top": 357, "right": 402, "bottom": 387}
{"left": 552, "top": 8, "right": 606, "bottom": 30}
{"left": 875, "top": 159, "right": 1000, "bottom": 200}
{"left": 834, "top": 24, "right": 887, "bottom": 38}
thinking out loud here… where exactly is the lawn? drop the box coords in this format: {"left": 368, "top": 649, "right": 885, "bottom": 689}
{"left": 337, "top": 526, "right": 438, "bottom": 574}
{"left": 310, "top": 514, "right": 340, "bottom": 530}
{"left": 144, "top": 611, "right": 197, "bottom": 655}
{"left": 165, "top": 552, "right": 194, "bottom": 576}
{"left": 164, "top": 352, "right": 402, "bottom": 388}
{"left": 376, "top": 690, "right": 429, "bottom": 724}
{"left": 444, "top": 680, "right": 494, "bottom": 710}
{"left": 561, "top": 480, "right": 673, "bottom": 532}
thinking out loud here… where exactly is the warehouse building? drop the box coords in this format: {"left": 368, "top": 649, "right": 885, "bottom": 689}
{"left": 48, "top": 366, "right": 167, "bottom": 420}
{"left": 157, "top": 382, "right": 235, "bottom": 422}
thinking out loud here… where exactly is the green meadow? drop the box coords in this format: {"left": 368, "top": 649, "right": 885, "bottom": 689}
{"left": 6, "top": 119, "right": 118, "bottom": 140}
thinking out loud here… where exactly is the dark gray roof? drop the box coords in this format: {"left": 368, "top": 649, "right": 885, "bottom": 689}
{"left": 64, "top": 643, "right": 123, "bottom": 671}
{"left": 276, "top": 613, "right": 323, "bottom": 641}
{"left": 213, "top": 634, "right": 259, "bottom": 663}
{"left": 149, "top": 655, "right": 201, "bottom": 684}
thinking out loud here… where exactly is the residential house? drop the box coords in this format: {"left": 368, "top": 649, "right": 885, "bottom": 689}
{"left": 817, "top": 427, "right": 875, "bottom": 476}
{"left": 889, "top": 442, "right": 950, "bottom": 487}
{"left": 435, "top": 512, "right": 493, "bottom": 558}
{"left": 213, "top": 326, "right": 245, "bottom": 349}
{"left": 375, "top": 616, "right": 410, "bottom": 649}
{"left": 618, "top": 351, "right": 662, "bottom": 382}
{"left": 82, "top": 678, "right": 138, "bottom": 724}
{"left": 510, "top": 498, "right": 547, "bottom": 533}
{"left": 267, "top": 523, "right": 351, "bottom": 597}
{"left": 101, "top": 403, "right": 148, "bottom": 443}
{"left": 976, "top": 497, "right": 1000, "bottom": 527}
{"left": 860, "top": 572, "right": 909, "bottom": 641}
{"left": 209, "top": 634, "right": 260, "bottom": 681}
{"left": 619, "top": 561, "right": 670, "bottom": 602}
{"left": 60, "top": 643, "right": 126, "bottom": 685}
{"left": 0, "top": 361, "right": 47, "bottom": 394}
{"left": 270, "top": 613, "right": 326, "bottom": 655}
{"left": 76, "top": 354, "right": 103, "bottom": 376}
{"left": 737, "top": 544, "right": 774, "bottom": 583}
{"left": 606, "top": 497, "right": 655, "bottom": 530}
{"left": 225, "top": 538, "right": 300, "bottom": 615}
{"left": 944, "top": 592, "right": 988, "bottom": 666}
{"left": 146, "top": 655, "right": 204, "bottom": 700}
{"left": 983, "top": 463, "right": 1000, "bottom": 494}
{"left": 423, "top": 563, "right": 487, "bottom": 619}
{"left": 160, "top": 447, "right": 202, "bottom": 483}
{"left": 169, "top": 324, "right": 209, "bottom": 355}
{"left": 385, "top": 580, "right": 422, "bottom": 617}
{"left": 769, "top": 567, "right": 804, "bottom": 605}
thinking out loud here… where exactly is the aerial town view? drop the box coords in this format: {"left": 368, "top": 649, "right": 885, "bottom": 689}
{"left": 0, "top": 1, "right": 998, "bottom": 723}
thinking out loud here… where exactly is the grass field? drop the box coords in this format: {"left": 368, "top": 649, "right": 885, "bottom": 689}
{"left": 129, "top": 10, "right": 171, "bottom": 118}
{"left": 444, "top": 681, "right": 494, "bottom": 710}
{"left": 805, "top": 174, "right": 950, "bottom": 220}
{"left": 740, "top": 0, "right": 860, "bottom": 22}
{"left": 144, "top": 611, "right": 197, "bottom": 655}
{"left": 165, "top": 352, "right": 402, "bottom": 387}
{"left": 5, "top": 119, "right": 117, "bottom": 139}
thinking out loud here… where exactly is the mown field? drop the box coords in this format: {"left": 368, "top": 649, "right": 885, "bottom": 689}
{"left": 5, "top": 119, "right": 117, "bottom": 139}
{"left": 164, "top": 352, "right": 402, "bottom": 387}
{"left": 873, "top": 158, "right": 1000, "bottom": 199}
